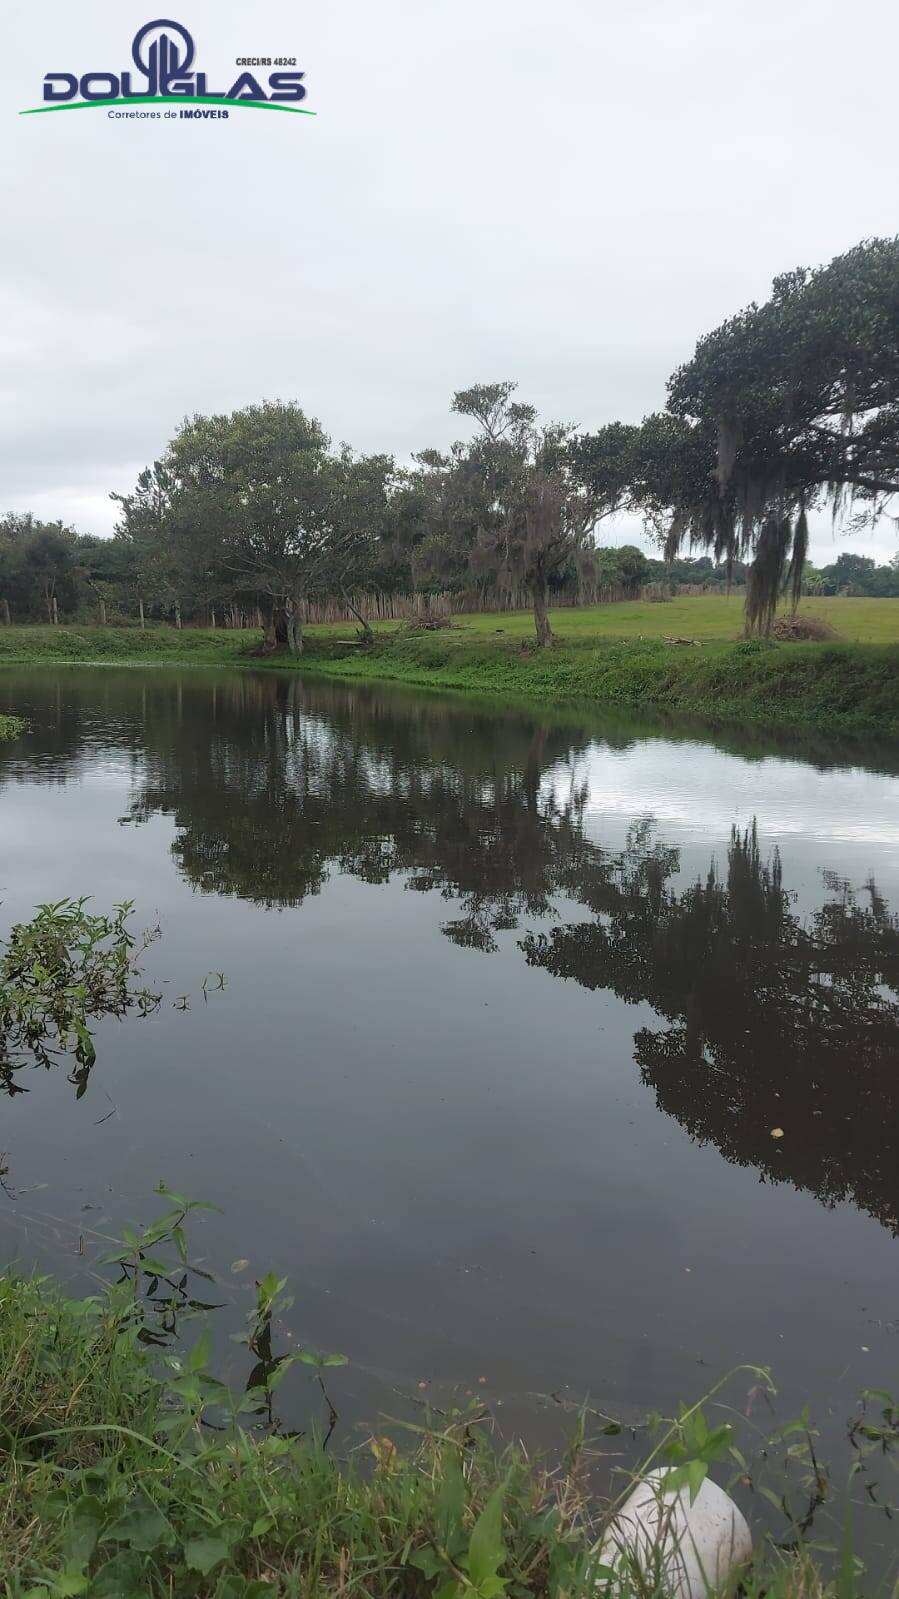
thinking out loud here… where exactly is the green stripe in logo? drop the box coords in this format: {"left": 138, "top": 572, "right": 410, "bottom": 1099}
{"left": 20, "top": 94, "right": 315, "bottom": 115}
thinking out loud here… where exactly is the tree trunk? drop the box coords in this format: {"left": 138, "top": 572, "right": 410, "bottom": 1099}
{"left": 210, "top": 607, "right": 216, "bottom": 629}
{"left": 532, "top": 567, "right": 553, "bottom": 648}
{"left": 285, "top": 596, "right": 304, "bottom": 656}
{"left": 341, "top": 586, "right": 374, "bottom": 644}
{"left": 138, "top": 597, "right": 145, "bottom": 630}
{"left": 98, "top": 597, "right": 107, "bottom": 626}
{"left": 51, "top": 595, "right": 59, "bottom": 626}
{"left": 174, "top": 600, "right": 182, "bottom": 629}
{"left": 1, "top": 598, "right": 9, "bottom": 625}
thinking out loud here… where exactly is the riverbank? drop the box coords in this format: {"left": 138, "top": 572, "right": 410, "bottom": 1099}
{"left": 0, "top": 1268, "right": 874, "bottom": 1598}
{"left": 292, "top": 632, "right": 899, "bottom": 740}
{"left": 0, "top": 609, "right": 897, "bottom": 739}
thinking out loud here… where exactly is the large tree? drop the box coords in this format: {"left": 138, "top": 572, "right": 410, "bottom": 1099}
{"left": 116, "top": 403, "right": 393, "bottom": 652}
{"left": 571, "top": 238, "right": 899, "bottom": 632}
{"left": 666, "top": 238, "right": 899, "bottom": 630}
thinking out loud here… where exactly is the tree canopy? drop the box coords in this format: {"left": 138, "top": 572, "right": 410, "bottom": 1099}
{"left": 5, "top": 235, "right": 899, "bottom": 640}
{"left": 571, "top": 238, "right": 899, "bottom": 631}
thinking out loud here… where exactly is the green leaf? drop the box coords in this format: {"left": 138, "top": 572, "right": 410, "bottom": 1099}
{"left": 256, "top": 1272, "right": 286, "bottom": 1305}
{"left": 214, "top": 1580, "right": 248, "bottom": 1599}
{"left": 139, "top": 1210, "right": 183, "bottom": 1244}
{"left": 88, "top": 1552, "right": 146, "bottom": 1596}
{"left": 65, "top": 1495, "right": 105, "bottom": 1565}
{"left": 51, "top": 1574, "right": 89, "bottom": 1597}
{"left": 189, "top": 1329, "right": 211, "bottom": 1372}
{"left": 185, "top": 1535, "right": 229, "bottom": 1576}
{"left": 250, "top": 1515, "right": 274, "bottom": 1538}
{"left": 686, "top": 1458, "right": 708, "bottom": 1504}
{"left": 701, "top": 1424, "right": 733, "bottom": 1460}
{"left": 757, "top": 1485, "right": 786, "bottom": 1514}
{"left": 102, "top": 1501, "right": 172, "bottom": 1552}
{"left": 436, "top": 1453, "right": 466, "bottom": 1546}
{"left": 467, "top": 1486, "right": 506, "bottom": 1590}
{"left": 409, "top": 1547, "right": 444, "bottom": 1580}
{"left": 135, "top": 1255, "right": 172, "bottom": 1278}
{"left": 166, "top": 1375, "right": 203, "bottom": 1404}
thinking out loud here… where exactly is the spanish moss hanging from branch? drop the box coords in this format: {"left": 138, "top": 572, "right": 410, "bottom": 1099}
{"left": 567, "top": 238, "right": 899, "bottom": 635}
{"left": 745, "top": 516, "right": 793, "bottom": 637}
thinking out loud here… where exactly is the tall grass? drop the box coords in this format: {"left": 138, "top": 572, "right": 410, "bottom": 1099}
{"left": 0, "top": 1196, "right": 895, "bottom": 1597}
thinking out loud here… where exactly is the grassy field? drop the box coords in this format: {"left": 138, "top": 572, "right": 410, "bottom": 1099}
{"left": 0, "top": 596, "right": 896, "bottom": 740}
{"left": 433, "top": 595, "right": 899, "bottom": 645}
{"left": 0, "top": 595, "right": 896, "bottom": 657}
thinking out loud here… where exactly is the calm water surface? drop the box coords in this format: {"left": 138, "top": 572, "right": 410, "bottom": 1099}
{"left": 0, "top": 667, "right": 897, "bottom": 1520}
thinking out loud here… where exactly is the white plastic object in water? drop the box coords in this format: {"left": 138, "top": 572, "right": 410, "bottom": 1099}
{"left": 597, "top": 1468, "right": 752, "bottom": 1597}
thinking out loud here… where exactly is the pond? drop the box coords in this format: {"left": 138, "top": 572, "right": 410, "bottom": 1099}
{"left": 0, "top": 667, "right": 897, "bottom": 1526}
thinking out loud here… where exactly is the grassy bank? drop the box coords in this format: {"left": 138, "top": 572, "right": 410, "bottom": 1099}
{"left": 0, "top": 596, "right": 897, "bottom": 739}
{"left": 0, "top": 1264, "right": 888, "bottom": 1599}
{"left": 291, "top": 633, "right": 899, "bottom": 740}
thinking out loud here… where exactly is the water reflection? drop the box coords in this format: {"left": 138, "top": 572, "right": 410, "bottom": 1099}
{"left": 522, "top": 824, "right": 899, "bottom": 1232}
{"left": 61, "top": 673, "right": 892, "bottom": 1234}
{"left": 1, "top": 671, "right": 897, "bottom": 1232}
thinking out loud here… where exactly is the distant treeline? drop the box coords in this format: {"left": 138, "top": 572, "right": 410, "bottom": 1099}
{"left": 4, "top": 236, "right": 899, "bottom": 647}
{"left": 2, "top": 514, "right": 895, "bottom": 630}
{"left": 0, "top": 516, "right": 748, "bottom": 628}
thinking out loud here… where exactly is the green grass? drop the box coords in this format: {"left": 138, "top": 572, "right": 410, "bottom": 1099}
{"left": 0, "top": 596, "right": 897, "bottom": 740}
{"left": 425, "top": 595, "right": 899, "bottom": 645}
{"left": 0, "top": 1265, "right": 888, "bottom": 1599}
{"left": 0, "top": 1271, "right": 635, "bottom": 1597}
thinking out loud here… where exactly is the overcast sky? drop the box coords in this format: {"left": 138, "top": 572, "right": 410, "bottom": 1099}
{"left": 3, "top": 0, "right": 898, "bottom": 566}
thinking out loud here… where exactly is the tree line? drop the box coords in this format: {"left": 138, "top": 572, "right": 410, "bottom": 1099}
{"left": 5, "top": 235, "right": 899, "bottom": 647}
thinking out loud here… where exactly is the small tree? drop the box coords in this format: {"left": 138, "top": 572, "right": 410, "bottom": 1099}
{"left": 449, "top": 383, "right": 620, "bottom": 646}
{"left": 0, "top": 516, "right": 81, "bottom": 622}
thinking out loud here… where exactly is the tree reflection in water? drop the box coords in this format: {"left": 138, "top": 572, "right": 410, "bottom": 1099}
{"left": 50, "top": 670, "right": 896, "bottom": 1233}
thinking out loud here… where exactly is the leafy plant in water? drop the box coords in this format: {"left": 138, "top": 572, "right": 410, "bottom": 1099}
{"left": 0, "top": 898, "right": 160, "bottom": 1095}
{"left": 658, "top": 1403, "right": 735, "bottom": 1505}
{"left": 235, "top": 1270, "right": 347, "bottom": 1437}
{"left": 100, "top": 1182, "right": 225, "bottom": 1350}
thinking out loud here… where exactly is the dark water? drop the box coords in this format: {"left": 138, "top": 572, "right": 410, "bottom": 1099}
{"left": 1, "top": 668, "right": 898, "bottom": 1530}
